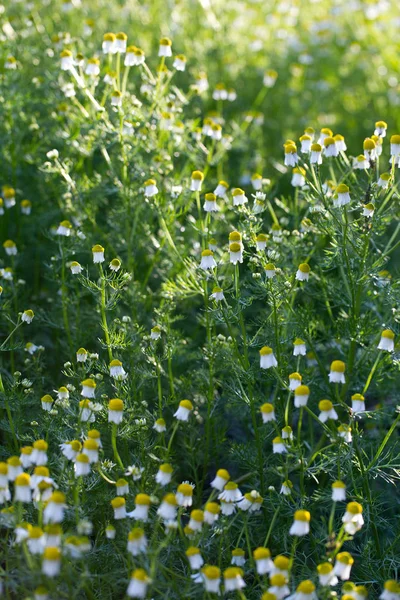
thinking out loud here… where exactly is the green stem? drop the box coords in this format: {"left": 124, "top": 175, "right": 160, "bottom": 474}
{"left": 111, "top": 423, "right": 124, "bottom": 469}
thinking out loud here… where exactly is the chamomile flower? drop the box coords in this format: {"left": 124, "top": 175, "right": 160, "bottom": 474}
{"left": 108, "top": 399, "right": 124, "bottom": 424}
{"left": 20, "top": 446, "right": 33, "bottom": 468}
{"left": 231, "top": 548, "right": 246, "bottom": 566}
{"left": 265, "top": 263, "right": 276, "bottom": 279}
{"left": 85, "top": 58, "right": 100, "bottom": 76}
{"left": 42, "top": 547, "right": 61, "bottom": 577}
{"left": 318, "top": 399, "right": 338, "bottom": 422}
{"left": 324, "top": 136, "right": 338, "bottom": 157}
{"left": 374, "top": 120, "right": 387, "bottom": 137}
{"left": 378, "top": 173, "right": 391, "bottom": 188}
{"left": 153, "top": 418, "right": 167, "bottom": 432}
{"left": 264, "top": 69, "right": 278, "bottom": 87}
{"left": 44, "top": 524, "right": 62, "bottom": 547}
{"left": 214, "top": 181, "right": 229, "bottom": 197}
{"left": 292, "top": 580, "right": 317, "bottom": 600}
{"left": 256, "top": 233, "right": 267, "bottom": 250}
{"left": 281, "top": 426, "right": 293, "bottom": 440}
{"left": 289, "top": 509, "right": 311, "bottom": 536}
{"left": 260, "top": 346, "right": 278, "bottom": 369}
{"left": 378, "top": 329, "right": 395, "bottom": 351}
{"left": 174, "top": 399, "right": 194, "bottom": 421}
{"left": 232, "top": 188, "right": 248, "bottom": 206}
{"left": 253, "top": 547, "right": 273, "bottom": 574}
{"left": 204, "top": 501, "right": 220, "bottom": 524}
{"left": 82, "top": 439, "right": 99, "bottom": 463}
{"left": 109, "top": 359, "right": 127, "bottom": 380}
{"left": 190, "top": 170, "right": 204, "bottom": 192}
{"left": 238, "top": 490, "right": 263, "bottom": 512}
{"left": 317, "top": 562, "right": 338, "bottom": 586}
{"left": 188, "top": 509, "right": 204, "bottom": 531}
{"left": 26, "top": 342, "right": 40, "bottom": 355}
{"left": 390, "top": 135, "right": 400, "bottom": 158}
{"left": 354, "top": 155, "right": 369, "bottom": 169}
{"left": 269, "top": 574, "right": 290, "bottom": 599}
{"left": 60, "top": 440, "right": 81, "bottom": 460}
{"left": 272, "top": 436, "right": 287, "bottom": 454}
{"left": 299, "top": 135, "right": 312, "bottom": 153}
{"left": 105, "top": 525, "right": 116, "bottom": 539}
{"left": 351, "top": 393, "right": 365, "bottom": 413}
{"left": 172, "top": 54, "right": 186, "bottom": 71}
{"left": 288, "top": 372, "right": 302, "bottom": 390}
{"left": 21, "top": 199, "right": 32, "bottom": 215}
{"left": 111, "top": 497, "right": 126, "bottom": 520}
{"left": 155, "top": 463, "right": 173, "bottom": 486}
{"left": 102, "top": 33, "right": 116, "bottom": 54}
{"left": 310, "top": 143, "right": 322, "bottom": 164}
{"left": 30, "top": 466, "right": 51, "bottom": 489}
{"left": 332, "top": 480, "right": 346, "bottom": 501}
{"left": 92, "top": 244, "right": 105, "bottom": 263}
{"left": 157, "top": 493, "right": 178, "bottom": 520}
{"left": 291, "top": 167, "right": 306, "bottom": 187}
{"left": 111, "top": 90, "right": 123, "bottom": 107}
{"left": 333, "top": 552, "right": 354, "bottom": 580}
{"left": 31, "top": 440, "right": 48, "bottom": 465}
{"left": 201, "top": 566, "right": 221, "bottom": 594}
{"left": 3, "top": 240, "right": 17, "bottom": 255}
{"left": 210, "top": 286, "right": 224, "bottom": 301}
{"left": 159, "top": 37, "right": 172, "bottom": 57}
{"left": 284, "top": 144, "right": 298, "bottom": 167}
{"left": 280, "top": 480, "right": 293, "bottom": 495}
{"left": 14, "top": 473, "right": 32, "bottom": 503}
{"left": 250, "top": 173, "right": 262, "bottom": 190}
{"left": 43, "top": 492, "right": 67, "bottom": 524}
{"left": 342, "top": 502, "right": 364, "bottom": 534}
{"left": 144, "top": 179, "right": 158, "bottom": 197}
{"left": 79, "top": 400, "right": 96, "bottom": 423}
{"left": 127, "top": 568, "right": 151, "bottom": 598}
{"left": 338, "top": 423, "right": 352, "bottom": 442}
{"left": 128, "top": 494, "right": 151, "bottom": 521}
{"left": 115, "top": 32, "right": 127, "bottom": 53}
{"left": 7, "top": 456, "right": 23, "bottom": 481}
{"left": 261, "top": 403, "right": 276, "bottom": 423}
{"left": 334, "top": 183, "right": 351, "bottom": 207}
{"left": 203, "top": 192, "right": 218, "bottom": 212}
{"left": 296, "top": 263, "right": 310, "bottom": 281}
{"left": 363, "top": 203, "right": 374, "bottom": 217}
{"left": 56, "top": 220, "right": 72, "bottom": 236}
{"left": 176, "top": 483, "right": 194, "bottom": 507}
{"left": 218, "top": 481, "right": 242, "bottom": 503}
{"left": 184, "top": 546, "right": 203, "bottom": 570}
{"left": 293, "top": 338, "right": 306, "bottom": 356}
{"left": 74, "top": 453, "right": 90, "bottom": 477}
{"left": 126, "top": 528, "right": 147, "bottom": 556}
{"left": 318, "top": 128, "right": 333, "bottom": 144}
{"left": 334, "top": 134, "right": 347, "bottom": 152}
{"left": 329, "top": 360, "right": 345, "bottom": 384}
{"left": 364, "top": 138, "right": 377, "bottom": 160}
{"left": 200, "top": 249, "right": 217, "bottom": 270}
{"left": 223, "top": 567, "right": 246, "bottom": 592}
{"left": 229, "top": 242, "right": 243, "bottom": 265}
{"left": 22, "top": 309, "right": 34, "bottom": 324}
{"left": 210, "top": 469, "right": 230, "bottom": 491}
{"left": 70, "top": 261, "right": 83, "bottom": 274}
{"left": 3, "top": 187, "right": 16, "bottom": 208}
{"left": 294, "top": 385, "right": 310, "bottom": 408}
{"left": 380, "top": 580, "right": 400, "bottom": 600}
{"left": 60, "top": 49, "right": 74, "bottom": 70}
{"left": 81, "top": 378, "right": 96, "bottom": 398}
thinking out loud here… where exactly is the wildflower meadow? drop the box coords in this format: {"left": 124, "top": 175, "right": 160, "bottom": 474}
{"left": 0, "top": 0, "right": 400, "bottom": 598}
